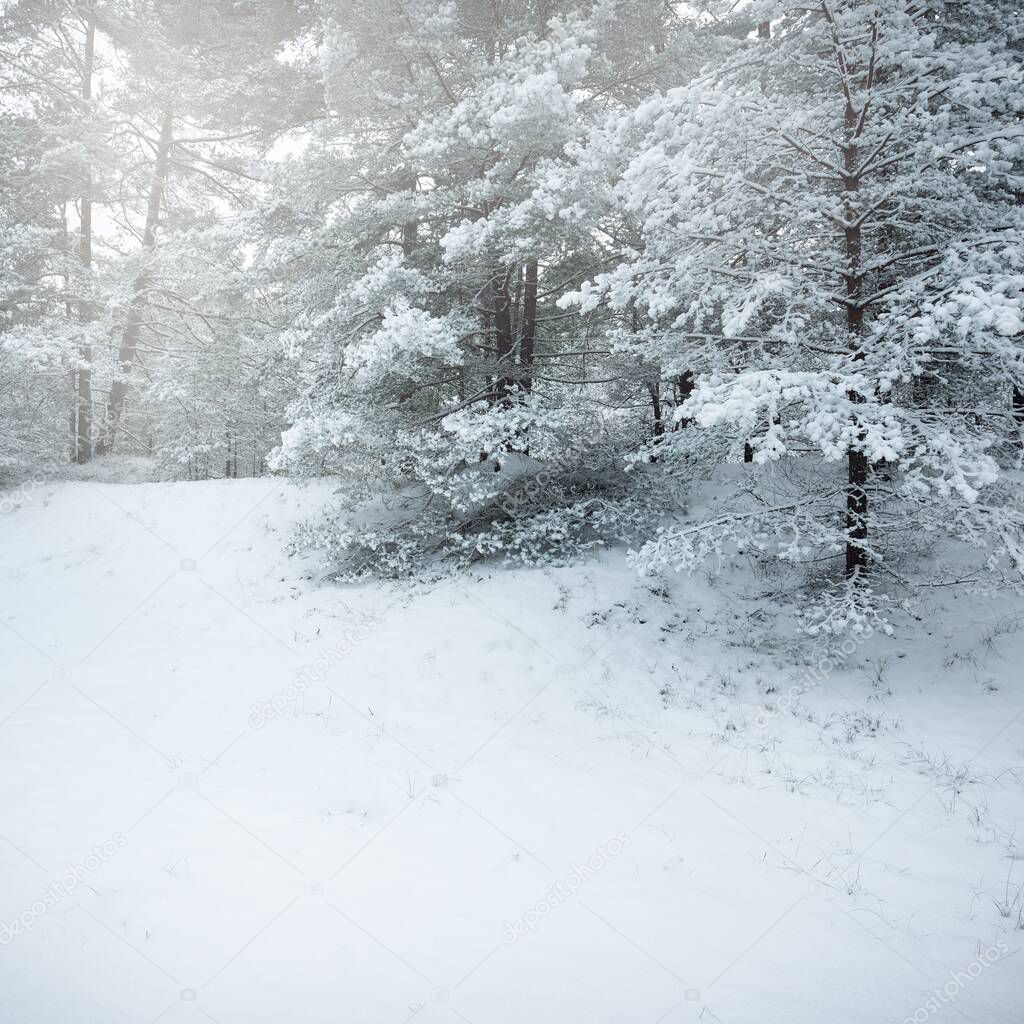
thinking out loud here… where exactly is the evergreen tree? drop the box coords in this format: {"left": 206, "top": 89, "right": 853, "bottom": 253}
{"left": 569, "top": 0, "right": 1024, "bottom": 622}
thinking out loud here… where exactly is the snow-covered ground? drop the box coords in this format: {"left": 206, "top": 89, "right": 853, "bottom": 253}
{"left": 1, "top": 478, "right": 1022, "bottom": 1023}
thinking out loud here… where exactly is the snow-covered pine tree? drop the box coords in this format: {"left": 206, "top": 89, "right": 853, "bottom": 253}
{"left": 267, "top": 1, "right": 690, "bottom": 575}
{"left": 88, "top": 0, "right": 315, "bottom": 460}
{"left": 569, "top": 0, "right": 1024, "bottom": 625}
{"left": 1, "top": 0, "right": 309, "bottom": 475}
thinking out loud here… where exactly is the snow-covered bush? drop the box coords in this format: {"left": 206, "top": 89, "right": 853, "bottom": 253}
{"left": 285, "top": 397, "right": 678, "bottom": 579}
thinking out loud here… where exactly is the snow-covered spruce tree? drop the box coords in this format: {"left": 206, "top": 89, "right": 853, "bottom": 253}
{"left": 569, "top": 0, "right": 1024, "bottom": 624}
{"left": 267, "top": 1, "right": 692, "bottom": 576}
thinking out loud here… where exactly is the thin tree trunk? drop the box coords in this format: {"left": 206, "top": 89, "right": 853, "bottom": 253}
{"left": 520, "top": 259, "right": 537, "bottom": 393}
{"left": 647, "top": 382, "right": 664, "bottom": 442}
{"left": 75, "top": 7, "right": 95, "bottom": 463}
{"left": 747, "top": 14, "right": 770, "bottom": 466}
{"left": 61, "top": 203, "right": 76, "bottom": 461}
{"left": 492, "top": 265, "right": 515, "bottom": 403}
{"left": 1013, "top": 386, "right": 1024, "bottom": 446}
{"left": 676, "top": 371, "right": 695, "bottom": 429}
{"left": 69, "top": 366, "right": 77, "bottom": 461}
{"left": 511, "top": 264, "right": 522, "bottom": 342}
{"left": 842, "top": 94, "right": 868, "bottom": 578}
{"left": 96, "top": 107, "right": 173, "bottom": 455}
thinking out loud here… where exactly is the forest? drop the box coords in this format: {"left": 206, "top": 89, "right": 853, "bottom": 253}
{"left": 1, "top": 2, "right": 1023, "bottom": 1022}
{"left": 3, "top": 0, "right": 1022, "bottom": 623}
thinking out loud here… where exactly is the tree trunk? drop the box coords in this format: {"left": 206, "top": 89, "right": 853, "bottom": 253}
{"left": 675, "top": 371, "right": 695, "bottom": 429}
{"left": 842, "top": 97, "right": 868, "bottom": 578}
{"left": 747, "top": 13, "right": 769, "bottom": 468}
{"left": 647, "top": 382, "right": 664, "bottom": 445}
{"left": 491, "top": 265, "right": 515, "bottom": 403}
{"left": 96, "top": 107, "right": 174, "bottom": 455}
{"left": 61, "top": 202, "right": 76, "bottom": 461}
{"left": 520, "top": 259, "right": 537, "bottom": 393}
{"left": 75, "top": 7, "right": 95, "bottom": 463}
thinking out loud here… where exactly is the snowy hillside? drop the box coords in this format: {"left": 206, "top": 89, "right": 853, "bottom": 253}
{"left": 1, "top": 478, "right": 1022, "bottom": 1023}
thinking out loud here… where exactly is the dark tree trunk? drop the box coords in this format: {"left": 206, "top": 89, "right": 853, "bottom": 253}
{"left": 675, "top": 371, "right": 695, "bottom": 429}
{"left": 520, "top": 259, "right": 537, "bottom": 393}
{"left": 96, "top": 107, "right": 173, "bottom": 455}
{"left": 842, "top": 96, "right": 868, "bottom": 578}
{"left": 647, "top": 382, "right": 664, "bottom": 451}
{"left": 846, "top": 447, "right": 868, "bottom": 575}
{"left": 491, "top": 266, "right": 515, "bottom": 403}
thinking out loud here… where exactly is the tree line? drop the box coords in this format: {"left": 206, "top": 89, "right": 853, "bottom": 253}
{"left": 2, "top": 0, "right": 1022, "bottom": 625}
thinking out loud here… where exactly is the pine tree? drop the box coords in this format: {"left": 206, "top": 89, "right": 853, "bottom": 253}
{"left": 570, "top": 0, "right": 1024, "bottom": 619}
{"left": 265, "top": 0, "right": 692, "bottom": 573}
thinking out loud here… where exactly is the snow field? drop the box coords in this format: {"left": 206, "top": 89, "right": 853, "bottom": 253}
{"left": 0, "top": 479, "right": 1021, "bottom": 1023}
